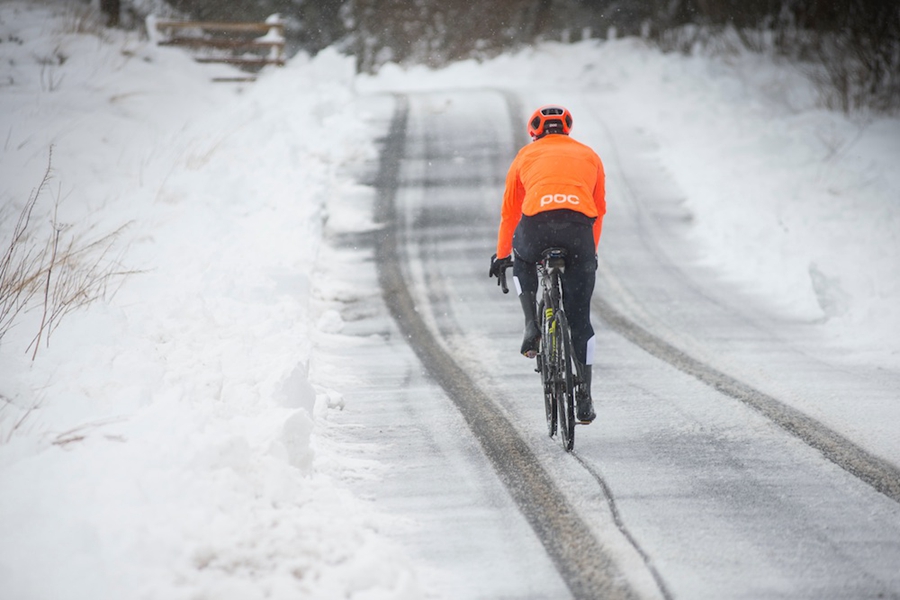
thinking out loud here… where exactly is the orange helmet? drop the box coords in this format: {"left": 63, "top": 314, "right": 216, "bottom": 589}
{"left": 528, "top": 105, "right": 573, "bottom": 139}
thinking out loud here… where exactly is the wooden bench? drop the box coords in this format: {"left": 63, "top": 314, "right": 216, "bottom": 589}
{"left": 149, "top": 14, "right": 286, "bottom": 81}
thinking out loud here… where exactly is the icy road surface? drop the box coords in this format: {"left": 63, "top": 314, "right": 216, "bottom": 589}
{"left": 314, "top": 90, "right": 900, "bottom": 599}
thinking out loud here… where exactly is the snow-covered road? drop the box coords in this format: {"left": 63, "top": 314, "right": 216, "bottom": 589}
{"left": 318, "top": 89, "right": 900, "bottom": 599}
{"left": 3, "top": 4, "right": 899, "bottom": 597}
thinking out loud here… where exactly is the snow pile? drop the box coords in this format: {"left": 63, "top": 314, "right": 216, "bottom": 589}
{"left": 595, "top": 40, "right": 900, "bottom": 332}
{"left": 0, "top": 2, "right": 419, "bottom": 599}
{"left": 362, "top": 38, "right": 900, "bottom": 365}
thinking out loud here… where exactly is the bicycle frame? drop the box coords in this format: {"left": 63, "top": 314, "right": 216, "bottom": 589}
{"left": 536, "top": 248, "right": 577, "bottom": 451}
{"left": 496, "top": 249, "right": 579, "bottom": 451}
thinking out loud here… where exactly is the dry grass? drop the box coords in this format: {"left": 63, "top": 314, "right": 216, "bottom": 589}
{"left": 59, "top": 1, "right": 110, "bottom": 39}
{"left": 0, "top": 147, "right": 136, "bottom": 359}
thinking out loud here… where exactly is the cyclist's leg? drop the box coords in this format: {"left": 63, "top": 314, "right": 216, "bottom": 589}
{"left": 562, "top": 251, "right": 596, "bottom": 366}
{"left": 511, "top": 215, "right": 546, "bottom": 288}
{"left": 558, "top": 223, "right": 598, "bottom": 422}
{"left": 512, "top": 220, "right": 543, "bottom": 357}
{"left": 540, "top": 215, "right": 594, "bottom": 359}
{"left": 511, "top": 252, "right": 538, "bottom": 295}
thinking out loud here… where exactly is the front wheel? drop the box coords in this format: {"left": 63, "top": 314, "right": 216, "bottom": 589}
{"left": 555, "top": 310, "right": 576, "bottom": 452}
{"left": 538, "top": 299, "right": 556, "bottom": 438}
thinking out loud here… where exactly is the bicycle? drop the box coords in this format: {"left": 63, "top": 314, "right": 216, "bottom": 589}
{"left": 498, "top": 248, "right": 581, "bottom": 452}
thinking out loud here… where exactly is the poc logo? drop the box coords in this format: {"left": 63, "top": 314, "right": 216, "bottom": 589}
{"left": 540, "top": 193, "right": 581, "bottom": 207}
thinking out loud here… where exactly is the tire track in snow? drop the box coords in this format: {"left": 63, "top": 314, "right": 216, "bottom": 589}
{"left": 593, "top": 296, "right": 900, "bottom": 504}
{"left": 373, "top": 94, "right": 638, "bottom": 600}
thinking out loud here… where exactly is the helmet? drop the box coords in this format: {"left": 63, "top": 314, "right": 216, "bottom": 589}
{"left": 528, "top": 105, "right": 573, "bottom": 139}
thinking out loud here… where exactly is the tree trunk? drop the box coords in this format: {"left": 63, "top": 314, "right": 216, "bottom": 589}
{"left": 100, "top": 0, "right": 120, "bottom": 27}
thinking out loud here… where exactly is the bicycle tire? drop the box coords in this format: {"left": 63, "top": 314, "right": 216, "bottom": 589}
{"left": 538, "top": 298, "right": 557, "bottom": 437}
{"left": 555, "top": 309, "right": 576, "bottom": 452}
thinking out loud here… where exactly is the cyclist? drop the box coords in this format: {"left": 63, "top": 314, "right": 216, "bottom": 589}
{"left": 489, "top": 105, "right": 606, "bottom": 423}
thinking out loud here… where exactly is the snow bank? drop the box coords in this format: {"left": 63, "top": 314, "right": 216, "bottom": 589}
{"left": 360, "top": 38, "right": 900, "bottom": 366}
{"left": 0, "top": 2, "right": 419, "bottom": 598}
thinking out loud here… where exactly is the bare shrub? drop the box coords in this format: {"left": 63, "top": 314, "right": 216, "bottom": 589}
{"left": 60, "top": 2, "right": 111, "bottom": 39}
{"left": 643, "top": 0, "right": 900, "bottom": 114}
{"left": 816, "top": 34, "right": 899, "bottom": 114}
{"left": 773, "top": 0, "right": 900, "bottom": 113}
{"left": 0, "top": 159, "right": 51, "bottom": 343}
{"left": 35, "top": 45, "right": 68, "bottom": 92}
{"left": 0, "top": 394, "right": 43, "bottom": 444}
{"left": 0, "top": 148, "right": 136, "bottom": 359}
{"left": 346, "top": 0, "right": 589, "bottom": 73}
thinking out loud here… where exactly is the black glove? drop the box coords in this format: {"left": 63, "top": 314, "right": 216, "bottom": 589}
{"left": 489, "top": 253, "right": 512, "bottom": 281}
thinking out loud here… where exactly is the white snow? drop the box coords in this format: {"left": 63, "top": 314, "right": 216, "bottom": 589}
{"left": 1, "top": 1, "right": 898, "bottom": 598}
{"left": 362, "top": 40, "right": 900, "bottom": 362}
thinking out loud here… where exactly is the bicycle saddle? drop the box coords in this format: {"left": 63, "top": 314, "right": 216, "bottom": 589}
{"left": 541, "top": 247, "right": 567, "bottom": 270}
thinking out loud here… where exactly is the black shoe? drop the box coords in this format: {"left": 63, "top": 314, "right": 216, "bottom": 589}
{"left": 521, "top": 321, "right": 541, "bottom": 358}
{"left": 576, "top": 396, "right": 596, "bottom": 423}
{"left": 576, "top": 363, "right": 595, "bottom": 423}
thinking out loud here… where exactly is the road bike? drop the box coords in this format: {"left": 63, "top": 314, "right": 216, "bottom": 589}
{"left": 499, "top": 248, "right": 580, "bottom": 451}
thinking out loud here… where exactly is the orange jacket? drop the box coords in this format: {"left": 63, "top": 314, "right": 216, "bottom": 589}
{"left": 496, "top": 134, "right": 606, "bottom": 258}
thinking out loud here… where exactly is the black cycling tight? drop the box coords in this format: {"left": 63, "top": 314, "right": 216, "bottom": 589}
{"left": 512, "top": 210, "right": 597, "bottom": 366}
